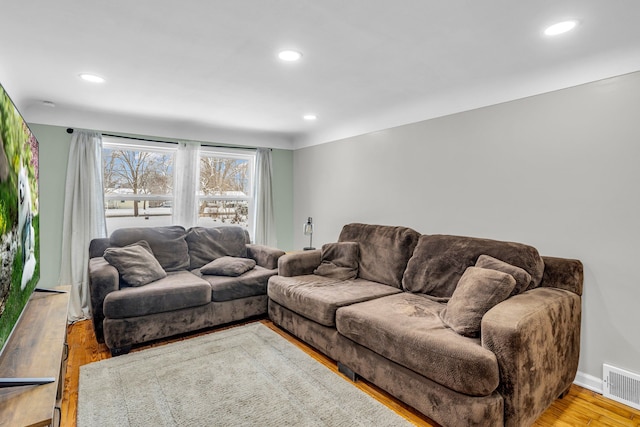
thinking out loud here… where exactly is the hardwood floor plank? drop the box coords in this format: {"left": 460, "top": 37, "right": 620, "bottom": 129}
{"left": 569, "top": 386, "right": 639, "bottom": 420}
{"left": 61, "top": 319, "right": 640, "bottom": 427}
{"left": 556, "top": 392, "right": 638, "bottom": 427}
{"left": 543, "top": 399, "right": 593, "bottom": 424}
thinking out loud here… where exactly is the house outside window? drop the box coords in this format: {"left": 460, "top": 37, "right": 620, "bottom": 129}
{"left": 102, "top": 137, "right": 256, "bottom": 235}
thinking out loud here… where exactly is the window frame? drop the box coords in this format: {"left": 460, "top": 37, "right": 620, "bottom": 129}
{"left": 101, "top": 136, "right": 257, "bottom": 234}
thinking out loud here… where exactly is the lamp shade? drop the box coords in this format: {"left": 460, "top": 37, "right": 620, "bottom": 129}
{"left": 303, "top": 217, "right": 313, "bottom": 235}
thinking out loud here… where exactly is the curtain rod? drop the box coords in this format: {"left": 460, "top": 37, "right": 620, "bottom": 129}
{"left": 65, "top": 128, "right": 264, "bottom": 151}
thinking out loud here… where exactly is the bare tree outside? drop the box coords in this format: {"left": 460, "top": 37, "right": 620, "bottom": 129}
{"left": 140, "top": 158, "right": 172, "bottom": 208}
{"left": 199, "top": 157, "right": 248, "bottom": 195}
{"left": 103, "top": 148, "right": 173, "bottom": 217}
{"left": 103, "top": 152, "right": 118, "bottom": 192}
{"left": 199, "top": 156, "right": 250, "bottom": 225}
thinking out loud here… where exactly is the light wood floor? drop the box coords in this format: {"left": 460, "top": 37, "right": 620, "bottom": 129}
{"left": 60, "top": 319, "right": 640, "bottom": 427}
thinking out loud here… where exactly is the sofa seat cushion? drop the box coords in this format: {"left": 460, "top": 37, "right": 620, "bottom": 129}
{"left": 336, "top": 293, "right": 500, "bottom": 397}
{"left": 267, "top": 275, "right": 401, "bottom": 327}
{"left": 103, "top": 271, "right": 211, "bottom": 319}
{"left": 195, "top": 266, "right": 278, "bottom": 302}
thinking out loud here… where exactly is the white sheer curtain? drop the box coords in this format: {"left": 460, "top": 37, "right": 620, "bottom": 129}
{"left": 253, "top": 148, "right": 277, "bottom": 246}
{"left": 172, "top": 141, "right": 200, "bottom": 228}
{"left": 59, "top": 131, "right": 107, "bottom": 322}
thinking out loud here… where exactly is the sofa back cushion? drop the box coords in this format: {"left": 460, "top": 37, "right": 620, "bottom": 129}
{"left": 186, "top": 226, "right": 250, "bottom": 269}
{"left": 402, "top": 234, "right": 544, "bottom": 298}
{"left": 338, "top": 223, "right": 421, "bottom": 288}
{"left": 110, "top": 226, "right": 190, "bottom": 272}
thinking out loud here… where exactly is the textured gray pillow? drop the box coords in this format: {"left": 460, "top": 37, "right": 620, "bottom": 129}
{"left": 103, "top": 240, "right": 167, "bottom": 287}
{"left": 475, "top": 254, "right": 532, "bottom": 297}
{"left": 314, "top": 242, "right": 360, "bottom": 280}
{"left": 440, "top": 267, "right": 516, "bottom": 337}
{"left": 200, "top": 256, "right": 256, "bottom": 276}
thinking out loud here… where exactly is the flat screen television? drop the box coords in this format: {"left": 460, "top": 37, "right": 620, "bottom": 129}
{"left": 0, "top": 82, "right": 40, "bottom": 358}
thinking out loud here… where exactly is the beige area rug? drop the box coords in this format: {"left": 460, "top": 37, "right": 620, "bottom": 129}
{"left": 78, "top": 323, "right": 414, "bottom": 426}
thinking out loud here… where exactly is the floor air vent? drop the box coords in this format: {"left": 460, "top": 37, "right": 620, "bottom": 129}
{"left": 603, "top": 364, "right": 640, "bottom": 410}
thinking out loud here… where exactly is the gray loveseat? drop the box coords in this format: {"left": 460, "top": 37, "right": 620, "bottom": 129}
{"left": 268, "top": 223, "right": 583, "bottom": 427}
{"left": 88, "top": 225, "right": 285, "bottom": 355}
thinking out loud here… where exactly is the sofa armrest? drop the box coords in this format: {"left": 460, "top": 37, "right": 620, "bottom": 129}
{"left": 540, "top": 256, "right": 583, "bottom": 296}
{"left": 89, "top": 237, "right": 111, "bottom": 259}
{"left": 88, "top": 257, "right": 120, "bottom": 343}
{"left": 481, "top": 287, "right": 581, "bottom": 427}
{"left": 246, "top": 244, "right": 286, "bottom": 269}
{"left": 278, "top": 250, "right": 322, "bottom": 277}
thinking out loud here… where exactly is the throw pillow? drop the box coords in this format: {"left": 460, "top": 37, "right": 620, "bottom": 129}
{"left": 314, "top": 242, "right": 359, "bottom": 280}
{"left": 200, "top": 256, "right": 256, "bottom": 277}
{"left": 475, "top": 254, "right": 532, "bottom": 297}
{"left": 103, "top": 240, "right": 167, "bottom": 287}
{"left": 440, "top": 266, "right": 516, "bottom": 337}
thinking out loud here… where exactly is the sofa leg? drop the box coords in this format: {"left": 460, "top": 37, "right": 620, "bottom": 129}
{"left": 558, "top": 386, "right": 572, "bottom": 399}
{"left": 110, "top": 345, "right": 131, "bottom": 357}
{"left": 338, "top": 362, "right": 359, "bottom": 382}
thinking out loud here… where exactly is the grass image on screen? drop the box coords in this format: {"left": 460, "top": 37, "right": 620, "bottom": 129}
{"left": 0, "top": 83, "right": 40, "bottom": 354}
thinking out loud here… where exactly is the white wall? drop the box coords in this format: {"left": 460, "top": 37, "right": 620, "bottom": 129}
{"left": 293, "top": 71, "right": 640, "bottom": 385}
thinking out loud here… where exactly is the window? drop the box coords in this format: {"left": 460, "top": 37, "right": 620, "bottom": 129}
{"left": 103, "top": 139, "right": 176, "bottom": 234}
{"left": 102, "top": 137, "right": 256, "bottom": 236}
{"left": 197, "top": 148, "right": 255, "bottom": 231}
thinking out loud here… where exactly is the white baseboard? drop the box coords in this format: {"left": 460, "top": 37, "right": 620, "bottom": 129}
{"left": 574, "top": 370, "right": 603, "bottom": 394}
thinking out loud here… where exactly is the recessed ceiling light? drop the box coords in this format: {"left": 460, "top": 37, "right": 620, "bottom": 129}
{"left": 544, "top": 20, "right": 578, "bottom": 36}
{"left": 79, "top": 73, "right": 105, "bottom": 83}
{"left": 278, "top": 50, "right": 303, "bottom": 61}
{"left": 303, "top": 114, "right": 317, "bottom": 121}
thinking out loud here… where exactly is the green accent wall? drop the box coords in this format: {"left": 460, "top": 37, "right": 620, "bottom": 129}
{"left": 29, "top": 124, "right": 70, "bottom": 288}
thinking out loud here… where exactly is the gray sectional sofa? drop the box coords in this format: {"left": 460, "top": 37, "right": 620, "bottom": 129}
{"left": 268, "top": 223, "right": 583, "bottom": 427}
{"left": 88, "top": 225, "right": 285, "bottom": 355}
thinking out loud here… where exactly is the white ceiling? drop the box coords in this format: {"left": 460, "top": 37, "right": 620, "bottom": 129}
{"left": 1, "top": 1, "right": 640, "bottom": 150}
